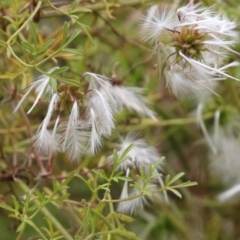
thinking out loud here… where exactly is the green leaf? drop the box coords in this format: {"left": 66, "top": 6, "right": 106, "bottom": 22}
{"left": 169, "top": 172, "right": 185, "bottom": 185}
{"left": 140, "top": 166, "right": 147, "bottom": 179}
{"left": 61, "top": 48, "right": 82, "bottom": 55}
{"left": 11, "top": 195, "right": 19, "bottom": 216}
{"left": 141, "top": 189, "right": 152, "bottom": 195}
{"left": 168, "top": 188, "right": 182, "bottom": 198}
{"left": 115, "top": 176, "right": 132, "bottom": 181}
{"left": 62, "top": 171, "right": 75, "bottom": 185}
{"left": 21, "top": 41, "right": 35, "bottom": 52}
{"left": 92, "top": 170, "right": 108, "bottom": 180}
{"left": 118, "top": 144, "right": 134, "bottom": 164}
{"left": 55, "top": 193, "right": 70, "bottom": 203}
{"left": 71, "top": 8, "right": 92, "bottom": 14}
{"left": 50, "top": 66, "right": 69, "bottom": 76}
{"left": 52, "top": 179, "right": 58, "bottom": 193}
{"left": 70, "top": 0, "right": 80, "bottom": 12}
{"left": 77, "top": 22, "right": 93, "bottom": 43}
{"left": 184, "top": 181, "right": 198, "bottom": 187}
{"left": 114, "top": 212, "right": 135, "bottom": 222}
{"left": 0, "top": 203, "right": 15, "bottom": 212}
{"left": 112, "top": 177, "right": 119, "bottom": 182}
{"left": 60, "top": 22, "right": 69, "bottom": 48}
{"left": 113, "top": 149, "right": 118, "bottom": 164}
{"left": 112, "top": 172, "right": 132, "bottom": 182}
{"left": 98, "top": 185, "right": 110, "bottom": 192}
{"left": 29, "top": 21, "right": 38, "bottom": 46}
{"left": 35, "top": 39, "right": 55, "bottom": 55}
{"left": 16, "top": 221, "right": 26, "bottom": 232}
{"left": 24, "top": 192, "right": 31, "bottom": 210}
{"left": 70, "top": 14, "right": 79, "bottom": 24}
{"left": 35, "top": 189, "right": 45, "bottom": 202}
{"left": 62, "top": 29, "right": 81, "bottom": 48}
{"left": 153, "top": 157, "right": 165, "bottom": 169}
{"left": 58, "top": 186, "right": 69, "bottom": 192}
{"left": 172, "top": 181, "right": 198, "bottom": 189}
{"left": 58, "top": 77, "right": 80, "bottom": 87}
{"left": 3, "top": 16, "right": 16, "bottom": 24}
{"left": 165, "top": 175, "right": 170, "bottom": 187}
{"left": 27, "top": 204, "right": 38, "bottom": 212}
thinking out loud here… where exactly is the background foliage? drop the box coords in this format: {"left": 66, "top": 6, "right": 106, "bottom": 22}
{"left": 1, "top": 0, "right": 240, "bottom": 239}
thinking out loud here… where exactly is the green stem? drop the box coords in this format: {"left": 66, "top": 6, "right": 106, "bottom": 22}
{"left": 7, "top": 46, "right": 33, "bottom": 67}
{"left": 106, "top": 192, "right": 115, "bottom": 213}
{"left": 119, "top": 112, "right": 215, "bottom": 131}
{"left": 7, "top": 1, "right": 42, "bottom": 44}
{"left": 35, "top": 50, "right": 60, "bottom": 67}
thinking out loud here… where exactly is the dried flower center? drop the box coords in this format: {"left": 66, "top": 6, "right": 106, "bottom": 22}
{"left": 171, "top": 26, "right": 206, "bottom": 60}
{"left": 57, "top": 83, "right": 84, "bottom": 111}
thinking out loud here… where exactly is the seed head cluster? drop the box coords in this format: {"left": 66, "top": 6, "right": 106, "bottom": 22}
{"left": 172, "top": 26, "right": 206, "bottom": 61}
{"left": 142, "top": 3, "right": 240, "bottom": 97}
{"left": 14, "top": 70, "right": 155, "bottom": 162}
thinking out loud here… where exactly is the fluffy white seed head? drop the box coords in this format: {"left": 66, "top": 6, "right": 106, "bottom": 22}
{"left": 110, "top": 86, "right": 157, "bottom": 120}
{"left": 108, "top": 133, "right": 161, "bottom": 172}
{"left": 141, "top": 4, "right": 239, "bottom": 97}
{"left": 141, "top": 5, "right": 178, "bottom": 45}
{"left": 13, "top": 67, "right": 59, "bottom": 114}
{"left": 88, "top": 89, "right": 115, "bottom": 136}
{"left": 60, "top": 102, "right": 90, "bottom": 161}
{"left": 32, "top": 93, "right": 60, "bottom": 156}
{"left": 88, "top": 108, "right": 102, "bottom": 154}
